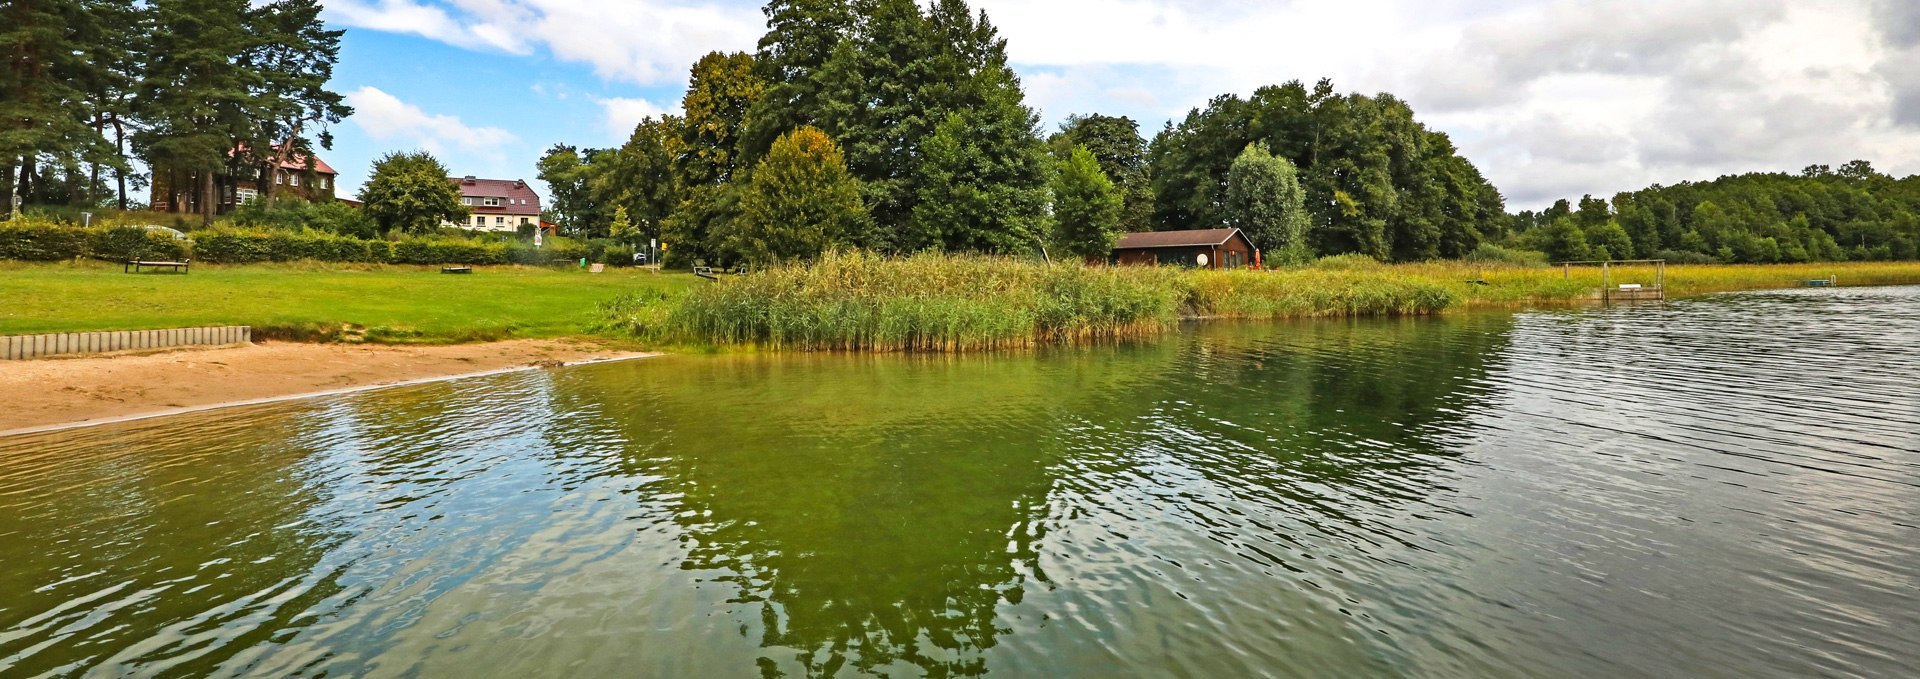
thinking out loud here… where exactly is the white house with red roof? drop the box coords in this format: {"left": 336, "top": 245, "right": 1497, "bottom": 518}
{"left": 447, "top": 176, "right": 543, "bottom": 232}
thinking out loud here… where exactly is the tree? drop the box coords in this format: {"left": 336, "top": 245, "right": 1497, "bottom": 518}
{"left": 1050, "top": 114, "right": 1151, "bottom": 231}
{"left": 0, "top": 0, "right": 117, "bottom": 214}
{"left": 244, "top": 0, "right": 351, "bottom": 210}
{"left": 1145, "top": 78, "right": 1502, "bottom": 261}
{"left": 609, "top": 205, "right": 638, "bottom": 245}
{"left": 678, "top": 51, "right": 765, "bottom": 187}
{"left": 907, "top": 108, "right": 1050, "bottom": 254}
{"left": 1224, "top": 142, "right": 1310, "bottom": 264}
{"left": 1050, "top": 145, "right": 1122, "bottom": 261}
{"left": 591, "top": 115, "right": 683, "bottom": 247}
{"left": 742, "top": 0, "right": 856, "bottom": 161}
{"left": 732, "top": 126, "right": 868, "bottom": 265}
{"left": 361, "top": 151, "right": 464, "bottom": 235}
{"left": 1587, "top": 221, "right": 1635, "bottom": 261}
{"left": 134, "top": 0, "right": 349, "bottom": 224}
{"left": 536, "top": 144, "right": 604, "bottom": 236}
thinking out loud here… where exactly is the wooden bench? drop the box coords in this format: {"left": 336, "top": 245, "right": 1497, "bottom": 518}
{"left": 693, "top": 265, "right": 719, "bottom": 281}
{"left": 441, "top": 266, "right": 473, "bottom": 274}
{"left": 126, "top": 259, "right": 190, "bottom": 274}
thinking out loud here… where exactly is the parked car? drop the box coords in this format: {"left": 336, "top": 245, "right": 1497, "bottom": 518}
{"left": 141, "top": 225, "right": 189, "bottom": 241}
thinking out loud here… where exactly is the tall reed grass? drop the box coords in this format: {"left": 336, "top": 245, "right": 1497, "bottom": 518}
{"left": 598, "top": 253, "right": 1920, "bottom": 351}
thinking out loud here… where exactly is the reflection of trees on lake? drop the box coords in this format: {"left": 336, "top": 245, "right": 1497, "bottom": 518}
{"left": 0, "top": 408, "right": 344, "bottom": 676}
{"left": 544, "top": 316, "right": 1513, "bottom": 677}
{"left": 554, "top": 353, "right": 1131, "bottom": 677}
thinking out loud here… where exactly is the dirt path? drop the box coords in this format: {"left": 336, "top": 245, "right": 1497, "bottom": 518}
{"left": 0, "top": 340, "right": 657, "bottom": 436}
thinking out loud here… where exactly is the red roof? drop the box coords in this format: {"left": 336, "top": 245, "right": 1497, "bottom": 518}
{"left": 452, "top": 177, "right": 542, "bottom": 216}
{"left": 280, "top": 153, "right": 335, "bottom": 175}
{"left": 231, "top": 142, "right": 335, "bottom": 175}
{"left": 1113, "top": 228, "right": 1245, "bottom": 249}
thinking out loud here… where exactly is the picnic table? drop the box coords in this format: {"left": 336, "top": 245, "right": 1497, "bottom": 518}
{"left": 441, "top": 266, "right": 473, "bottom": 274}
{"left": 125, "top": 259, "right": 190, "bottom": 274}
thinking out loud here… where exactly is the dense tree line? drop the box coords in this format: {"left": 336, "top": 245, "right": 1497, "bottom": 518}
{"left": 543, "top": 0, "right": 1066, "bottom": 267}
{"left": 1513, "top": 162, "right": 1920, "bottom": 263}
{"left": 1147, "top": 79, "right": 1508, "bottom": 262}
{"left": 1, "top": 0, "right": 350, "bottom": 223}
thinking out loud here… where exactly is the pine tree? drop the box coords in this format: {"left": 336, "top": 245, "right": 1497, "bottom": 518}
{"left": 0, "top": 0, "right": 116, "bottom": 212}
{"left": 733, "top": 126, "right": 867, "bottom": 265}
{"left": 1050, "top": 145, "right": 1122, "bottom": 261}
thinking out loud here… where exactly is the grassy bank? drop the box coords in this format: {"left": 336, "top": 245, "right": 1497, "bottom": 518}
{"left": 602, "top": 253, "right": 1920, "bottom": 351}
{"left": 0, "top": 260, "right": 694, "bottom": 343}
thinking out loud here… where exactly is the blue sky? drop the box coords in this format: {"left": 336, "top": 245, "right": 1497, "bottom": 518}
{"left": 316, "top": 0, "right": 1920, "bottom": 210}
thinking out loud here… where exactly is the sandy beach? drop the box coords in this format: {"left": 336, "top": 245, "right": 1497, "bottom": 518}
{"left": 0, "top": 340, "right": 657, "bottom": 436}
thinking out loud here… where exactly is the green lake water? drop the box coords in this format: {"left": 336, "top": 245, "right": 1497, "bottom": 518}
{"left": 2, "top": 286, "right": 1917, "bottom": 678}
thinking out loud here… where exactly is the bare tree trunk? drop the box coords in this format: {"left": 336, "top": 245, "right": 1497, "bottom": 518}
{"left": 200, "top": 170, "right": 216, "bottom": 226}
{"left": 17, "top": 156, "right": 35, "bottom": 210}
{"left": 112, "top": 118, "right": 127, "bottom": 210}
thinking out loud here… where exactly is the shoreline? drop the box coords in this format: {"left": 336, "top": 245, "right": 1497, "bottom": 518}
{"left": 0, "top": 340, "right": 659, "bottom": 438}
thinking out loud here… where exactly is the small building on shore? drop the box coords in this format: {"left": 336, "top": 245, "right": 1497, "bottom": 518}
{"left": 1102, "top": 228, "right": 1256, "bottom": 269}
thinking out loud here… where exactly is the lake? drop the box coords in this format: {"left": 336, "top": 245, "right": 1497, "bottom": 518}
{"left": 2, "top": 286, "right": 1916, "bottom": 678}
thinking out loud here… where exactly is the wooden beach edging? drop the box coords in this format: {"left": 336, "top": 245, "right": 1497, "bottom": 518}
{"left": 1, "top": 326, "right": 252, "bottom": 360}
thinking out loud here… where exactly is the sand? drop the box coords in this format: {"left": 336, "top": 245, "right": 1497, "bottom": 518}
{"left": 0, "top": 340, "right": 657, "bottom": 436}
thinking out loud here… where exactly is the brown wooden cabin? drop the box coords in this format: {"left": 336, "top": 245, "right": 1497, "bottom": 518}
{"left": 1098, "top": 228, "right": 1256, "bottom": 269}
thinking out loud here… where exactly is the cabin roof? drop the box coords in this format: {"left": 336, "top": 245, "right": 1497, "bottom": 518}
{"left": 1113, "top": 228, "right": 1246, "bottom": 249}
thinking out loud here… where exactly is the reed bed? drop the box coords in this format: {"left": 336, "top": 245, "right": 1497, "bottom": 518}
{"left": 600, "top": 254, "right": 1920, "bottom": 351}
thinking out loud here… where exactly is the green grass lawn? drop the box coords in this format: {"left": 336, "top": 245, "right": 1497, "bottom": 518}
{"left": 0, "top": 260, "right": 696, "bottom": 342}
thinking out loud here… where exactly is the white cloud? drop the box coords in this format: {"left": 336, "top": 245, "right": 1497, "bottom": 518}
{"left": 344, "top": 85, "right": 517, "bottom": 154}
{"left": 597, "top": 96, "right": 680, "bottom": 140}
{"left": 324, "top": 0, "right": 762, "bottom": 84}
{"left": 330, "top": 0, "right": 1920, "bottom": 209}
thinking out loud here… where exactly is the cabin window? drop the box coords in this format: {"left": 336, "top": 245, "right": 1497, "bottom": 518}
{"left": 484, "top": 197, "right": 501, "bottom": 207}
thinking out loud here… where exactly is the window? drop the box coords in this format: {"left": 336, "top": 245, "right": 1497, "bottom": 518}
{"left": 495, "top": 217, "right": 505, "bottom": 225}
{"left": 484, "top": 197, "right": 501, "bottom": 207}
{"left": 290, "top": 174, "right": 300, "bottom": 187}
{"left": 320, "top": 177, "right": 330, "bottom": 189}
{"left": 474, "top": 216, "right": 485, "bottom": 227}
{"left": 462, "top": 197, "right": 474, "bottom": 206}
{"left": 520, "top": 217, "right": 530, "bottom": 225}
{"left": 276, "top": 172, "right": 285, "bottom": 185}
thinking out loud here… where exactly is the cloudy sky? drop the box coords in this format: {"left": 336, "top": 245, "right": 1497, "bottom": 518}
{"left": 316, "top": 0, "right": 1920, "bottom": 210}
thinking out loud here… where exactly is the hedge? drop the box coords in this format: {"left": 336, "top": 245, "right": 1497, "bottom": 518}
{"left": 2, "top": 220, "right": 637, "bottom": 267}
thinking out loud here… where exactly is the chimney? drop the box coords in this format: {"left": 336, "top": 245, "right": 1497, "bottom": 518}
{"left": 462, "top": 175, "right": 476, "bottom": 184}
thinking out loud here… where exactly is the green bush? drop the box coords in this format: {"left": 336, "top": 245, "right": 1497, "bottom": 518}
{"left": 391, "top": 238, "right": 506, "bottom": 265}
{"left": 0, "top": 219, "right": 90, "bottom": 261}
{"left": 88, "top": 226, "right": 189, "bottom": 261}
{"left": 1310, "top": 253, "right": 1384, "bottom": 270}
{"left": 1464, "top": 244, "right": 1549, "bottom": 267}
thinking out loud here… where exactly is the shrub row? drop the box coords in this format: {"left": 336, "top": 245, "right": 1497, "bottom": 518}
{"left": 0, "top": 221, "right": 187, "bottom": 262}
{"left": 1, "top": 220, "right": 636, "bottom": 266}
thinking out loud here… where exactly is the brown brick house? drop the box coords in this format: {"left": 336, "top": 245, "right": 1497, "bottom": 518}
{"left": 1100, "top": 228, "right": 1257, "bottom": 269}
{"left": 150, "top": 151, "right": 338, "bottom": 215}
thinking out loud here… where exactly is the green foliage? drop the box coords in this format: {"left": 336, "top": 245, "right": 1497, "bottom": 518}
{"left": 0, "top": 219, "right": 91, "bottom": 261}
{"left": 1050, "top": 145, "right": 1123, "bottom": 261}
{"left": 1148, "top": 79, "right": 1504, "bottom": 262}
{"left": 591, "top": 115, "right": 683, "bottom": 243}
{"left": 1225, "top": 142, "right": 1311, "bottom": 264}
{"left": 1516, "top": 163, "right": 1920, "bottom": 263}
{"left": 1049, "top": 114, "right": 1152, "bottom": 231}
{"left": 362, "top": 151, "right": 465, "bottom": 235}
{"left": 906, "top": 108, "right": 1051, "bottom": 254}
{"left": 602, "top": 250, "right": 1459, "bottom": 351}
{"left": 133, "top": 0, "right": 350, "bottom": 223}
{"left": 1464, "top": 244, "right": 1549, "bottom": 267}
{"left": 733, "top": 127, "right": 868, "bottom": 265}
{"left": 678, "top": 52, "right": 766, "bottom": 187}
{"left": 0, "top": 219, "right": 186, "bottom": 261}
{"left": 87, "top": 226, "right": 189, "bottom": 261}
{"left": 537, "top": 144, "right": 607, "bottom": 236}
{"left": 228, "top": 197, "right": 376, "bottom": 238}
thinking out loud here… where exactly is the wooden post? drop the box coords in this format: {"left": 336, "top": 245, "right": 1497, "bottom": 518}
{"left": 1602, "top": 261, "right": 1610, "bottom": 303}
{"left": 1563, "top": 263, "right": 1569, "bottom": 280}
